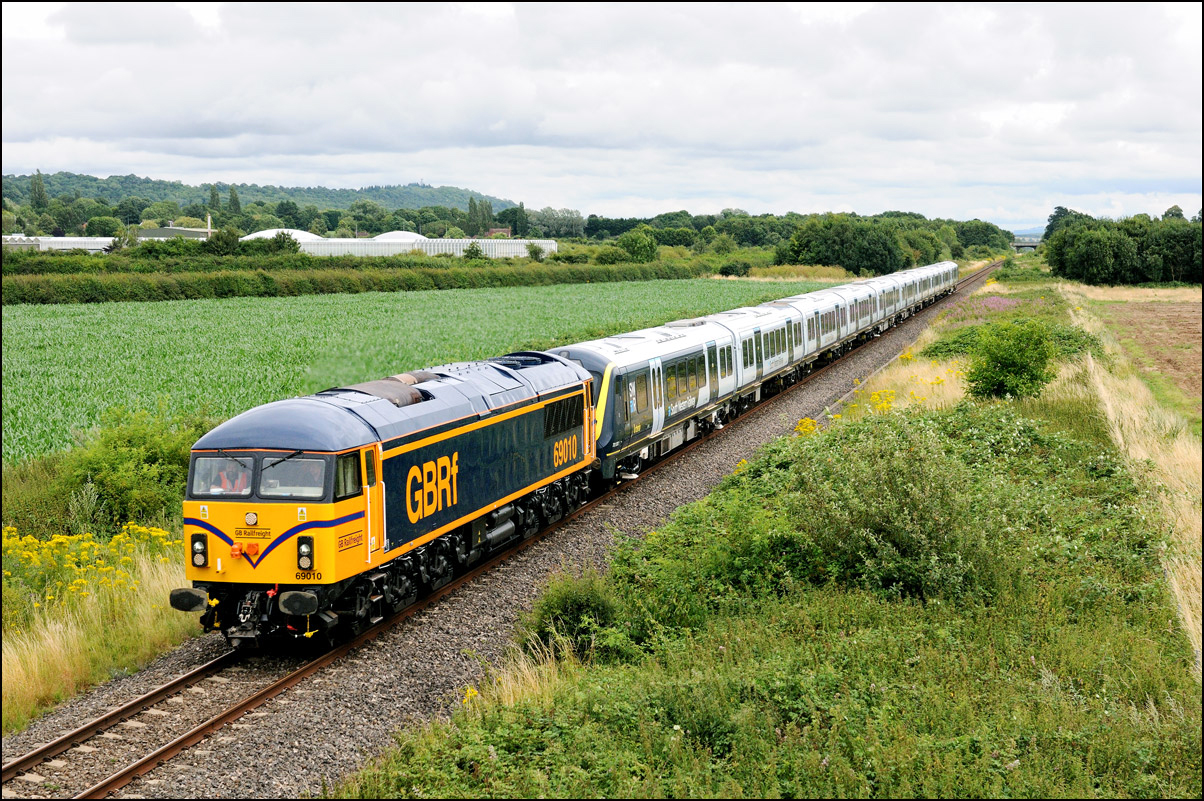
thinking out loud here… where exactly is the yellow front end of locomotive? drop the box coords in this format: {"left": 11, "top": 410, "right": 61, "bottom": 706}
{"left": 183, "top": 494, "right": 372, "bottom": 587}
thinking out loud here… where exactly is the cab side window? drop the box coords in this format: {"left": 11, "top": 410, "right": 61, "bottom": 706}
{"left": 335, "top": 453, "right": 362, "bottom": 501}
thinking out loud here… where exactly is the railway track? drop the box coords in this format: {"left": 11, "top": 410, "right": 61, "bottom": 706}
{"left": 2, "top": 259, "right": 1001, "bottom": 799}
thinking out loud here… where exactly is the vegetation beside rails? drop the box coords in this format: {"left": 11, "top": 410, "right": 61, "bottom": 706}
{"left": 337, "top": 403, "right": 1200, "bottom": 799}
{"left": 918, "top": 282, "right": 1101, "bottom": 363}
{"left": 1057, "top": 286, "right": 1202, "bottom": 674}
{"left": 2, "top": 522, "right": 197, "bottom": 734}
{"left": 1, "top": 409, "right": 213, "bottom": 733}
{"left": 2, "top": 260, "right": 718, "bottom": 305}
{"left": 855, "top": 259, "right": 1200, "bottom": 666}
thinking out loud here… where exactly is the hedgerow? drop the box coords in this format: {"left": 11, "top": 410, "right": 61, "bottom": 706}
{"left": 2, "top": 261, "right": 711, "bottom": 305}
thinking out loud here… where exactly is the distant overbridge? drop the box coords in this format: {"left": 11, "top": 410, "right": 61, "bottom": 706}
{"left": 1012, "top": 237, "right": 1041, "bottom": 252}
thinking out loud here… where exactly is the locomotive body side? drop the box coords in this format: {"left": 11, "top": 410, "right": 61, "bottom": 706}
{"left": 172, "top": 353, "right": 595, "bottom": 645}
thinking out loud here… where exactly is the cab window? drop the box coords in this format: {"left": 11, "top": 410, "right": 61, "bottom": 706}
{"left": 191, "top": 455, "right": 252, "bottom": 498}
{"left": 334, "top": 453, "right": 362, "bottom": 501}
{"left": 259, "top": 455, "right": 328, "bottom": 500}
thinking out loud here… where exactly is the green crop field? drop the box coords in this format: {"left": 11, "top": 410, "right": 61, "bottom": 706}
{"left": 2, "top": 278, "right": 828, "bottom": 464}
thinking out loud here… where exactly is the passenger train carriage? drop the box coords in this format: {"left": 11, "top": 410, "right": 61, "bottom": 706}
{"left": 171, "top": 261, "right": 958, "bottom": 645}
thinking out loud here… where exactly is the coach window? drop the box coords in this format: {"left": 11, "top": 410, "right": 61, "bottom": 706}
{"left": 688, "top": 359, "right": 697, "bottom": 392}
{"left": 677, "top": 362, "right": 688, "bottom": 395}
{"left": 666, "top": 365, "right": 677, "bottom": 399}
{"left": 635, "top": 374, "right": 649, "bottom": 412}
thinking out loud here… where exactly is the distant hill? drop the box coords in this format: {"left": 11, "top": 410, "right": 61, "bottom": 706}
{"left": 1, "top": 171, "right": 517, "bottom": 212}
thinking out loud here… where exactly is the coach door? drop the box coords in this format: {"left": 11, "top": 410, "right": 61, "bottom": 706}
{"left": 649, "top": 357, "right": 665, "bottom": 436}
{"left": 705, "top": 343, "right": 717, "bottom": 404}
{"left": 754, "top": 328, "right": 763, "bottom": 381}
{"left": 361, "top": 446, "right": 383, "bottom": 563}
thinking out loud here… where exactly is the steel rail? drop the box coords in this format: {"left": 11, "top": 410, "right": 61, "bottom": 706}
{"left": 0, "top": 650, "right": 241, "bottom": 783}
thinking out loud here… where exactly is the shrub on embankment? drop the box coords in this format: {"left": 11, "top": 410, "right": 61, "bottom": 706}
{"left": 2, "top": 261, "right": 709, "bottom": 305}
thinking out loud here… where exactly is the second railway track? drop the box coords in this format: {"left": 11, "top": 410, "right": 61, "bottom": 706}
{"left": 2, "top": 260, "right": 1001, "bottom": 800}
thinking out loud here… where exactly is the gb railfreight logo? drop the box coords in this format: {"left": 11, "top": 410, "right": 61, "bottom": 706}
{"left": 405, "top": 452, "right": 459, "bottom": 523}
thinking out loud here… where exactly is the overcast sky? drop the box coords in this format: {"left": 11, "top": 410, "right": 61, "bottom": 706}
{"left": 3, "top": 2, "right": 1200, "bottom": 231}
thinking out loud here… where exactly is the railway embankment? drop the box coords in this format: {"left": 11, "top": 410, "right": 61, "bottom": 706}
{"left": 335, "top": 257, "right": 1201, "bottom": 798}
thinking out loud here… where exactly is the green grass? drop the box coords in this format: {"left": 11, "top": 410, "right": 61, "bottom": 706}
{"left": 1, "top": 279, "right": 828, "bottom": 464}
{"left": 336, "top": 404, "right": 1200, "bottom": 799}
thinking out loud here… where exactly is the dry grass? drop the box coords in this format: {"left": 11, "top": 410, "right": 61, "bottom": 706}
{"left": 845, "top": 355, "right": 967, "bottom": 417}
{"left": 461, "top": 640, "right": 579, "bottom": 715}
{"left": 1060, "top": 285, "right": 1202, "bottom": 676}
{"left": 1070, "top": 285, "right": 1202, "bottom": 304}
{"left": 1, "top": 557, "right": 198, "bottom": 733}
{"left": 959, "top": 259, "right": 996, "bottom": 276}
{"left": 738, "top": 264, "right": 852, "bottom": 282}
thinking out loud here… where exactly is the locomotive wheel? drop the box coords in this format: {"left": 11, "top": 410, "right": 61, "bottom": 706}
{"left": 520, "top": 501, "right": 542, "bottom": 539}
{"left": 391, "top": 569, "right": 419, "bottom": 612}
{"left": 426, "top": 542, "right": 453, "bottom": 591}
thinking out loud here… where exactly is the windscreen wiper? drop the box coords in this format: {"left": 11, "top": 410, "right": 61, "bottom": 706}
{"left": 217, "top": 449, "right": 250, "bottom": 468}
{"left": 261, "top": 450, "right": 304, "bottom": 472}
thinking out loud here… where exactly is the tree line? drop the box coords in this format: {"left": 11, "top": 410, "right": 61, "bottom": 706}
{"left": 4, "top": 171, "right": 1024, "bottom": 276}
{"left": 1, "top": 171, "right": 516, "bottom": 215}
{"left": 1043, "top": 205, "right": 1201, "bottom": 284}
{"left": 2, "top": 172, "right": 598, "bottom": 241}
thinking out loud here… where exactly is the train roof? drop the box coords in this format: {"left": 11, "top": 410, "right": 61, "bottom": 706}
{"left": 193, "top": 352, "right": 591, "bottom": 453}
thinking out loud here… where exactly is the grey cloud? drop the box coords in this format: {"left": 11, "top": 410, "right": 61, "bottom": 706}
{"left": 48, "top": 3, "right": 202, "bottom": 45}
{"left": 2, "top": 2, "right": 1199, "bottom": 231}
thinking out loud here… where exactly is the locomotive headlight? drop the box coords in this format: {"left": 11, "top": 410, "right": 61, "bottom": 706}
{"left": 297, "top": 536, "right": 314, "bottom": 571}
{"left": 190, "top": 533, "right": 208, "bottom": 568}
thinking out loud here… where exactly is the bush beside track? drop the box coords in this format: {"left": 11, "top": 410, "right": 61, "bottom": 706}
{"left": 2, "top": 261, "right": 710, "bottom": 305}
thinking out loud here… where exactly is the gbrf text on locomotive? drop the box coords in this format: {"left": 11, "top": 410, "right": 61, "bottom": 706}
{"left": 405, "top": 452, "right": 460, "bottom": 523}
